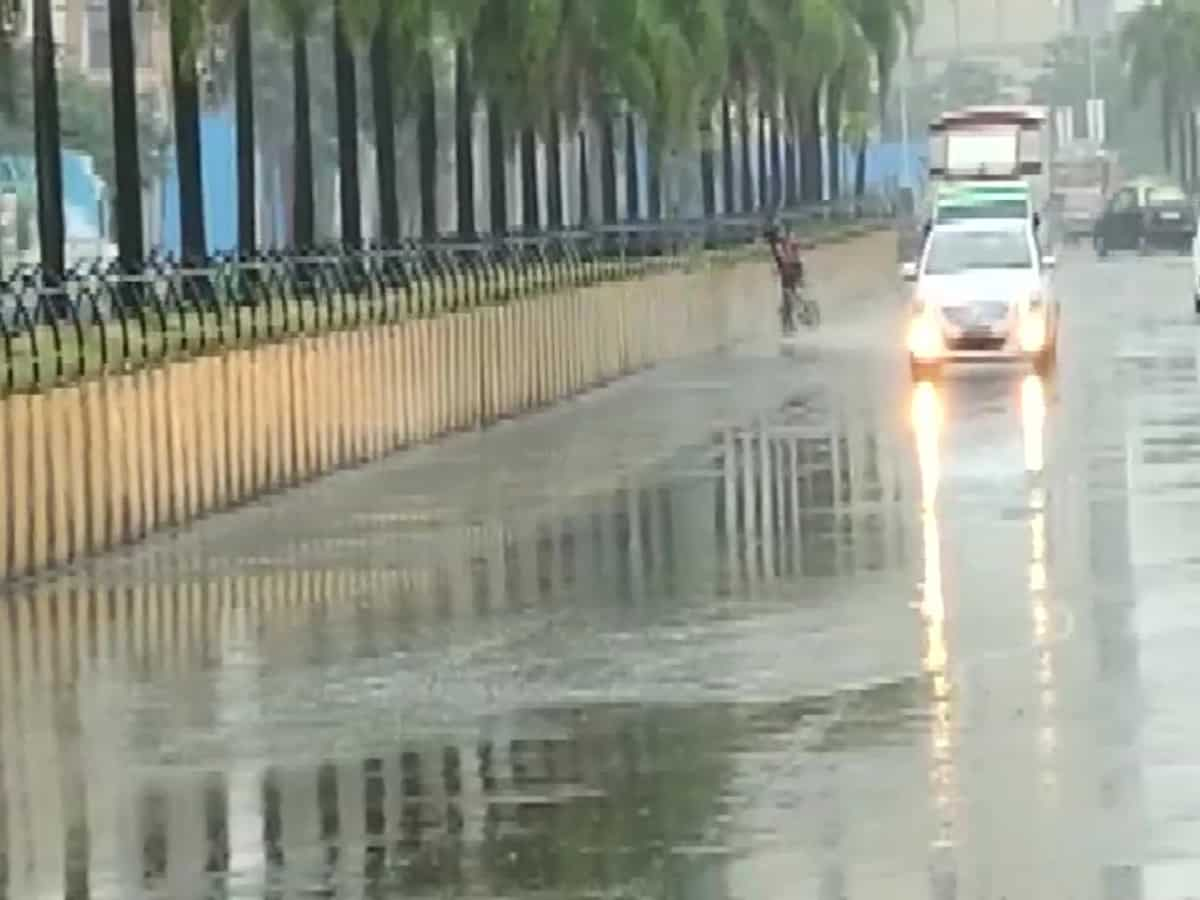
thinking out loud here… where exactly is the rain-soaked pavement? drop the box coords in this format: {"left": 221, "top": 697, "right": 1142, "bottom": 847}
{"left": 3, "top": 246, "right": 1200, "bottom": 899}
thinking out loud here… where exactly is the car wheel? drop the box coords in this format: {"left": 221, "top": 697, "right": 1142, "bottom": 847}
{"left": 1194, "top": 291, "right": 1200, "bottom": 314}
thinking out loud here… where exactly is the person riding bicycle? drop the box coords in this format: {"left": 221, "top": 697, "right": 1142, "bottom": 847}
{"left": 765, "top": 223, "right": 806, "bottom": 332}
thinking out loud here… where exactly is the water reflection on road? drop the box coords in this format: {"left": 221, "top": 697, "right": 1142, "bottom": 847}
{"left": 0, "top": 251, "right": 1186, "bottom": 899}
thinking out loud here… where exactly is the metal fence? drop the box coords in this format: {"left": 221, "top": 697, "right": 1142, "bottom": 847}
{"left": 0, "top": 206, "right": 884, "bottom": 395}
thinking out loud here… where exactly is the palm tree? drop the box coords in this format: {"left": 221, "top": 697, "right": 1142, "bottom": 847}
{"left": 1121, "top": 0, "right": 1197, "bottom": 175}
{"left": 375, "top": 1, "right": 482, "bottom": 238}
{"left": 233, "top": 2, "right": 255, "bottom": 255}
{"left": 108, "top": 0, "right": 144, "bottom": 273}
{"left": 643, "top": 0, "right": 726, "bottom": 218}
{"left": 268, "top": 0, "right": 316, "bottom": 247}
{"left": 208, "top": 0, "right": 256, "bottom": 257}
{"left": 332, "top": 0, "right": 362, "bottom": 248}
{"left": 780, "top": 0, "right": 845, "bottom": 203}
{"left": 453, "top": 39, "right": 474, "bottom": 236}
{"left": 472, "top": 0, "right": 561, "bottom": 230}
{"left": 169, "top": 0, "right": 207, "bottom": 265}
{"left": 32, "top": 0, "right": 65, "bottom": 286}
{"left": 724, "top": 0, "right": 780, "bottom": 213}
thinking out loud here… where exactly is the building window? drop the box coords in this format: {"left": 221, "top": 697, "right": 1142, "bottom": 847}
{"left": 86, "top": 5, "right": 110, "bottom": 71}
{"left": 86, "top": 2, "right": 153, "bottom": 71}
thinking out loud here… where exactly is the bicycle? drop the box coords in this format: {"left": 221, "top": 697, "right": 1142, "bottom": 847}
{"left": 780, "top": 282, "right": 820, "bottom": 334}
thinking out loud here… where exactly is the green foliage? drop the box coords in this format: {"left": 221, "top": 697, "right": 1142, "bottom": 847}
{"left": 0, "top": 42, "right": 170, "bottom": 185}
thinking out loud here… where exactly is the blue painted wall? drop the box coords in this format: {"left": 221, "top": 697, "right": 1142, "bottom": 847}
{"left": 160, "top": 105, "right": 238, "bottom": 256}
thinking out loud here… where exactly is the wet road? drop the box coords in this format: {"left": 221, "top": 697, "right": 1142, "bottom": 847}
{"left": 2, "top": 247, "right": 1200, "bottom": 898}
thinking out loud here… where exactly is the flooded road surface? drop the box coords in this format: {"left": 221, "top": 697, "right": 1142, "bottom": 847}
{"left": 2, "top": 251, "right": 1199, "bottom": 898}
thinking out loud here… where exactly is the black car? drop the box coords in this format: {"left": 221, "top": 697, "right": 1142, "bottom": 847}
{"left": 1094, "top": 180, "right": 1196, "bottom": 255}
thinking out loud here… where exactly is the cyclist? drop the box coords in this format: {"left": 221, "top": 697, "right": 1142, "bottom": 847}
{"left": 765, "top": 222, "right": 806, "bottom": 333}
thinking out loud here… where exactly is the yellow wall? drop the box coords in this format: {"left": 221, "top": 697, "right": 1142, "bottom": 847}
{"left": 0, "top": 257, "right": 776, "bottom": 581}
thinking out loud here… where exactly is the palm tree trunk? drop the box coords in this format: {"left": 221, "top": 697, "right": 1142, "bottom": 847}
{"left": 32, "top": 0, "right": 65, "bottom": 287}
{"left": 547, "top": 111, "right": 564, "bottom": 229}
{"left": 454, "top": 42, "right": 474, "bottom": 238}
{"left": 418, "top": 51, "right": 437, "bottom": 238}
{"left": 234, "top": 3, "right": 255, "bottom": 255}
{"left": 700, "top": 117, "right": 716, "bottom": 218}
{"left": 333, "top": 6, "right": 360, "bottom": 250}
{"left": 520, "top": 127, "right": 539, "bottom": 231}
{"left": 854, "top": 139, "right": 867, "bottom": 198}
{"left": 784, "top": 112, "right": 798, "bottom": 207}
{"left": 601, "top": 113, "right": 618, "bottom": 224}
{"left": 577, "top": 127, "right": 591, "bottom": 225}
{"left": 372, "top": 17, "right": 399, "bottom": 245}
{"left": 647, "top": 143, "right": 661, "bottom": 221}
{"left": 825, "top": 70, "right": 843, "bottom": 201}
{"left": 625, "top": 111, "right": 641, "bottom": 221}
{"left": 292, "top": 27, "right": 314, "bottom": 248}
{"left": 1162, "top": 84, "right": 1174, "bottom": 175}
{"left": 739, "top": 85, "right": 753, "bottom": 212}
{"left": 802, "top": 84, "right": 824, "bottom": 203}
{"left": 1185, "top": 109, "right": 1195, "bottom": 192}
{"left": 488, "top": 100, "right": 507, "bottom": 234}
{"left": 720, "top": 96, "right": 734, "bottom": 213}
{"left": 770, "top": 109, "right": 783, "bottom": 209}
{"left": 1179, "top": 112, "right": 1190, "bottom": 187}
{"left": 109, "top": 0, "right": 144, "bottom": 272}
{"left": 170, "top": 0, "right": 206, "bottom": 264}
{"left": 757, "top": 108, "right": 769, "bottom": 208}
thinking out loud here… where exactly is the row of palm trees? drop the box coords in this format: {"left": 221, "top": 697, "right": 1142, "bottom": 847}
{"left": 7, "top": 0, "right": 912, "bottom": 283}
{"left": 1121, "top": 0, "right": 1200, "bottom": 186}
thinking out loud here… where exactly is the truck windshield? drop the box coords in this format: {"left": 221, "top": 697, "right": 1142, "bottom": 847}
{"left": 924, "top": 228, "right": 1033, "bottom": 274}
{"left": 938, "top": 199, "right": 1027, "bottom": 221}
{"left": 945, "top": 131, "right": 1019, "bottom": 175}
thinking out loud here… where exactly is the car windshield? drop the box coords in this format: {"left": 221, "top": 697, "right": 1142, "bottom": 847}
{"left": 1146, "top": 186, "right": 1188, "bottom": 206}
{"left": 924, "top": 228, "right": 1032, "bottom": 274}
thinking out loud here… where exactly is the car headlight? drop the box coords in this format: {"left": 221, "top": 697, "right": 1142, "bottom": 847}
{"left": 1019, "top": 311, "right": 1047, "bottom": 353}
{"left": 909, "top": 315, "right": 944, "bottom": 360}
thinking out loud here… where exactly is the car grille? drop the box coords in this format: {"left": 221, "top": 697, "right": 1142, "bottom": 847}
{"left": 940, "top": 302, "right": 1011, "bottom": 329}
{"left": 948, "top": 335, "right": 1007, "bottom": 351}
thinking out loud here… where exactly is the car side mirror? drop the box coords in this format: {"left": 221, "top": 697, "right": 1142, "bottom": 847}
{"left": 1041, "top": 255, "right": 1056, "bottom": 270}
{"left": 900, "top": 261, "right": 919, "bottom": 281}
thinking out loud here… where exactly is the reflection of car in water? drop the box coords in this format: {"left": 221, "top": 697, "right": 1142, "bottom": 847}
{"left": 1094, "top": 178, "right": 1195, "bottom": 256}
{"left": 903, "top": 218, "right": 1059, "bottom": 380}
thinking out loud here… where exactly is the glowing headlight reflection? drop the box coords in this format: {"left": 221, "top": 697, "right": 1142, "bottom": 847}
{"left": 911, "top": 382, "right": 957, "bottom": 841}
{"left": 1021, "top": 374, "right": 1046, "bottom": 474}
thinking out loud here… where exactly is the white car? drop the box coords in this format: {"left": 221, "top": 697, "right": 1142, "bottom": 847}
{"left": 902, "top": 218, "right": 1059, "bottom": 379}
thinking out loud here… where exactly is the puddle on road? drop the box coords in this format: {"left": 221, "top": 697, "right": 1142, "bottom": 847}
{"left": 0, "top": 358, "right": 1156, "bottom": 899}
{"left": 0, "top": 386, "right": 927, "bottom": 899}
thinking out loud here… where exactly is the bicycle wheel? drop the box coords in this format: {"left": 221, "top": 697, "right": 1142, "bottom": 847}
{"left": 780, "top": 290, "right": 796, "bottom": 333}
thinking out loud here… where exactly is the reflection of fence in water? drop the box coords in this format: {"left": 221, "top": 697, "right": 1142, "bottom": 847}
{"left": 0, "top": 667, "right": 731, "bottom": 898}
{"left": 715, "top": 409, "right": 908, "bottom": 591}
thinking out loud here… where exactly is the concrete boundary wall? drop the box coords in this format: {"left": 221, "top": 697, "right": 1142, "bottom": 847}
{"left": 0, "top": 233, "right": 888, "bottom": 581}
